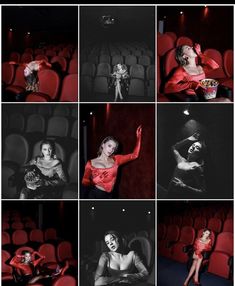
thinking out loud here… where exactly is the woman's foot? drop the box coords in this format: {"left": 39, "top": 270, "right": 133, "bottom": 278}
{"left": 193, "top": 277, "right": 201, "bottom": 285}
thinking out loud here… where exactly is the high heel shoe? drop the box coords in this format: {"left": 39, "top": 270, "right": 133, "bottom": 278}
{"left": 193, "top": 277, "right": 201, "bottom": 285}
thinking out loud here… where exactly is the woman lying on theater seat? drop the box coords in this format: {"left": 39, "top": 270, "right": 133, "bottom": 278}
{"left": 164, "top": 43, "right": 219, "bottom": 101}
{"left": 82, "top": 125, "right": 142, "bottom": 199}
{"left": 110, "top": 63, "right": 130, "bottom": 102}
{"left": 94, "top": 230, "right": 149, "bottom": 286}
{"left": 168, "top": 132, "right": 206, "bottom": 199}
{"left": 18, "top": 139, "right": 67, "bottom": 199}
{"left": 10, "top": 250, "right": 69, "bottom": 285}
{"left": 183, "top": 229, "right": 212, "bottom": 286}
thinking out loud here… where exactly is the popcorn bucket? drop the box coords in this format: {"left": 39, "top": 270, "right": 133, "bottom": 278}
{"left": 200, "top": 78, "right": 219, "bottom": 100}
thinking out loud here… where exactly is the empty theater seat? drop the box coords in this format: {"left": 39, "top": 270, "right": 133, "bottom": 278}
{"left": 60, "top": 74, "right": 78, "bottom": 102}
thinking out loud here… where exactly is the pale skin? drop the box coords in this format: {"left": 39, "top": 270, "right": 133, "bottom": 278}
{"left": 172, "top": 132, "right": 204, "bottom": 192}
{"left": 111, "top": 64, "right": 129, "bottom": 102}
{"left": 91, "top": 126, "right": 142, "bottom": 192}
{"left": 183, "top": 230, "right": 211, "bottom": 286}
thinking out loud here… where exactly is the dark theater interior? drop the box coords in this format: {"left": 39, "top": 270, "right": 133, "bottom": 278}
{"left": 157, "top": 103, "right": 233, "bottom": 199}
{"left": 157, "top": 6, "right": 233, "bottom": 102}
{"left": 2, "top": 200, "right": 78, "bottom": 285}
{"left": 158, "top": 200, "right": 233, "bottom": 286}
{"left": 2, "top": 6, "right": 78, "bottom": 102}
{"left": 80, "top": 200, "right": 155, "bottom": 286}
{"left": 79, "top": 103, "right": 155, "bottom": 199}
{"left": 80, "top": 6, "right": 155, "bottom": 102}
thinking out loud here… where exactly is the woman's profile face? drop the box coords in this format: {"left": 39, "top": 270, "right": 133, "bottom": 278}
{"left": 202, "top": 230, "right": 211, "bottom": 239}
{"left": 182, "top": 45, "right": 197, "bottom": 58}
{"left": 105, "top": 234, "right": 120, "bottom": 252}
{"left": 102, "top": 140, "right": 117, "bottom": 157}
{"left": 41, "top": 143, "right": 53, "bottom": 159}
{"left": 188, "top": 142, "right": 202, "bottom": 154}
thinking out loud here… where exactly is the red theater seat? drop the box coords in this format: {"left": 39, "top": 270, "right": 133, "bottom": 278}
{"left": 38, "top": 243, "right": 58, "bottom": 270}
{"left": 51, "top": 56, "right": 67, "bottom": 72}
{"left": 26, "top": 93, "right": 51, "bottom": 102}
{"left": 20, "top": 52, "right": 33, "bottom": 63}
{"left": 12, "top": 229, "right": 28, "bottom": 246}
{"left": 223, "top": 49, "right": 233, "bottom": 78}
{"left": 67, "top": 58, "right": 78, "bottom": 74}
{"left": 52, "top": 275, "right": 76, "bottom": 286}
{"left": 44, "top": 228, "right": 57, "bottom": 241}
{"left": 2, "top": 62, "right": 15, "bottom": 85}
{"left": 223, "top": 218, "right": 233, "bottom": 233}
{"left": 157, "top": 33, "right": 174, "bottom": 57}
{"left": 27, "top": 69, "right": 60, "bottom": 100}
{"left": 9, "top": 51, "right": 20, "bottom": 62}
{"left": 158, "top": 224, "right": 180, "bottom": 258}
{"left": 207, "top": 217, "right": 222, "bottom": 234}
{"left": 29, "top": 229, "right": 44, "bottom": 244}
{"left": 2, "top": 231, "right": 11, "bottom": 245}
{"left": 171, "top": 226, "right": 196, "bottom": 263}
{"left": 2, "top": 250, "right": 13, "bottom": 281}
{"left": 203, "top": 49, "right": 227, "bottom": 79}
{"left": 57, "top": 241, "right": 77, "bottom": 267}
{"left": 5, "top": 66, "right": 26, "bottom": 95}
{"left": 60, "top": 74, "right": 78, "bottom": 102}
{"left": 165, "top": 31, "right": 177, "bottom": 43}
{"left": 208, "top": 232, "right": 233, "bottom": 278}
{"left": 176, "top": 36, "right": 193, "bottom": 47}
{"left": 11, "top": 221, "right": 24, "bottom": 230}
{"left": 15, "top": 246, "right": 34, "bottom": 255}
{"left": 193, "top": 216, "right": 207, "bottom": 232}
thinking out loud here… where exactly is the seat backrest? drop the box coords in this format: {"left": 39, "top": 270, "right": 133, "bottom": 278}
{"left": 165, "top": 224, "right": 180, "bottom": 242}
{"left": 57, "top": 241, "right": 73, "bottom": 262}
{"left": 52, "top": 275, "right": 76, "bottom": 286}
{"left": 204, "top": 48, "right": 223, "bottom": 67}
{"left": 47, "top": 116, "right": 69, "bottom": 137}
{"left": 3, "top": 134, "right": 29, "bottom": 165}
{"left": 146, "top": 65, "right": 155, "bottom": 80}
{"left": 26, "top": 114, "right": 45, "bottom": 133}
{"left": 67, "top": 150, "right": 78, "bottom": 183}
{"left": 81, "top": 62, "right": 96, "bottom": 76}
{"left": 165, "top": 31, "right": 177, "bottom": 43}
{"left": 37, "top": 105, "right": 53, "bottom": 117}
{"left": 164, "top": 48, "right": 178, "bottom": 77}
{"left": 71, "top": 120, "right": 78, "bottom": 140}
{"left": 12, "top": 230, "right": 28, "bottom": 245}
{"left": 2, "top": 231, "right": 11, "bottom": 245}
{"left": 20, "top": 52, "right": 33, "bottom": 63}
{"left": 15, "top": 246, "right": 34, "bottom": 255}
{"left": 138, "top": 55, "right": 151, "bottom": 66}
{"left": 35, "top": 54, "right": 49, "bottom": 61}
{"left": 29, "top": 229, "right": 44, "bottom": 243}
{"left": 68, "top": 58, "right": 78, "bottom": 74}
{"left": 26, "top": 93, "right": 51, "bottom": 102}
{"left": 53, "top": 105, "right": 70, "bottom": 117}
{"left": 179, "top": 226, "right": 195, "bottom": 244}
{"left": 194, "top": 216, "right": 207, "bottom": 230}
{"left": 157, "top": 223, "right": 166, "bottom": 240}
{"left": 157, "top": 33, "right": 175, "bottom": 57}
{"left": 2, "top": 62, "right": 15, "bottom": 85}
{"left": 130, "top": 64, "right": 145, "bottom": 79}
{"left": 51, "top": 56, "right": 67, "bottom": 72}
{"left": 2, "top": 250, "right": 13, "bottom": 273}
{"left": 60, "top": 74, "right": 78, "bottom": 102}
{"left": 37, "top": 69, "right": 60, "bottom": 99}
{"left": 44, "top": 228, "right": 57, "bottom": 241}
{"left": 8, "top": 113, "right": 25, "bottom": 133}
{"left": 207, "top": 217, "right": 222, "bottom": 233}
{"left": 128, "top": 236, "right": 152, "bottom": 267}
{"left": 11, "top": 222, "right": 24, "bottom": 230}
{"left": 176, "top": 36, "right": 193, "bottom": 47}
{"left": 12, "top": 66, "right": 25, "bottom": 87}
{"left": 223, "top": 49, "right": 233, "bottom": 77}
{"left": 38, "top": 243, "right": 57, "bottom": 263}
{"left": 9, "top": 51, "right": 20, "bottom": 62}
{"left": 99, "top": 54, "right": 110, "bottom": 64}
{"left": 223, "top": 218, "right": 233, "bottom": 233}
{"left": 214, "top": 232, "right": 233, "bottom": 255}
{"left": 96, "top": 63, "right": 111, "bottom": 77}
{"left": 125, "top": 55, "right": 137, "bottom": 66}
{"left": 112, "top": 55, "right": 124, "bottom": 65}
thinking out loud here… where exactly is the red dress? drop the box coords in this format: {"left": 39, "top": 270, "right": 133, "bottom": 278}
{"left": 164, "top": 54, "right": 219, "bottom": 95}
{"left": 193, "top": 238, "right": 212, "bottom": 259}
{"left": 82, "top": 136, "right": 141, "bottom": 193}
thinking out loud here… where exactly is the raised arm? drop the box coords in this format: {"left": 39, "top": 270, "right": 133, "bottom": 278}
{"left": 32, "top": 251, "right": 45, "bottom": 267}
{"left": 94, "top": 253, "right": 121, "bottom": 286}
{"left": 194, "top": 43, "right": 219, "bottom": 71}
{"left": 9, "top": 255, "right": 24, "bottom": 270}
{"left": 115, "top": 125, "right": 142, "bottom": 166}
{"left": 164, "top": 67, "right": 201, "bottom": 94}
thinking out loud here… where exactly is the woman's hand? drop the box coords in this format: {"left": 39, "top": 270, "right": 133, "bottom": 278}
{"left": 194, "top": 43, "right": 202, "bottom": 55}
{"left": 172, "top": 177, "right": 186, "bottom": 188}
{"left": 136, "top": 125, "right": 142, "bottom": 139}
{"left": 93, "top": 171, "right": 109, "bottom": 184}
{"left": 188, "top": 132, "right": 200, "bottom": 141}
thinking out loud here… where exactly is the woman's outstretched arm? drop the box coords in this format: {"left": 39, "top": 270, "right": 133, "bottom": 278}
{"left": 194, "top": 43, "right": 219, "bottom": 71}
{"left": 115, "top": 125, "right": 142, "bottom": 166}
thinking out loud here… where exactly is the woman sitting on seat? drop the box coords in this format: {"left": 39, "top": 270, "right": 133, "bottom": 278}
{"left": 19, "top": 139, "right": 67, "bottom": 199}
{"left": 94, "top": 230, "right": 149, "bottom": 286}
{"left": 164, "top": 43, "right": 219, "bottom": 101}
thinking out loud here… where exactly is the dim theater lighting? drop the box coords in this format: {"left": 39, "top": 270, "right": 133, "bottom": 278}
{"left": 204, "top": 5, "right": 207, "bottom": 7}
{"left": 27, "top": 32, "right": 30, "bottom": 35}
{"left": 183, "top": 109, "right": 190, "bottom": 116}
{"left": 164, "top": 16, "right": 167, "bottom": 19}
{"left": 122, "top": 209, "right": 125, "bottom": 212}
{"left": 89, "top": 112, "right": 93, "bottom": 115}
{"left": 91, "top": 206, "right": 95, "bottom": 210}
{"left": 180, "top": 11, "right": 184, "bottom": 15}
{"left": 83, "top": 120, "right": 86, "bottom": 123}
{"left": 148, "top": 211, "right": 151, "bottom": 215}
{"left": 9, "top": 28, "right": 13, "bottom": 32}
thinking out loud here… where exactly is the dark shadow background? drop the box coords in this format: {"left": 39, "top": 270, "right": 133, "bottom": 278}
{"left": 157, "top": 6, "right": 233, "bottom": 53}
{"left": 2, "top": 6, "right": 78, "bottom": 61}
{"left": 80, "top": 103, "right": 155, "bottom": 199}
{"left": 157, "top": 104, "right": 233, "bottom": 199}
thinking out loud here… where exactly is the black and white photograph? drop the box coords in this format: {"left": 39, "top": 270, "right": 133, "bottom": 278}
{"left": 80, "top": 6, "right": 155, "bottom": 102}
{"left": 2, "top": 200, "right": 78, "bottom": 285}
{"left": 158, "top": 200, "right": 233, "bottom": 286}
{"left": 157, "top": 103, "right": 233, "bottom": 199}
{"left": 80, "top": 200, "right": 155, "bottom": 286}
{"left": 2, "top": 103, "right": 78, "bottom": 199}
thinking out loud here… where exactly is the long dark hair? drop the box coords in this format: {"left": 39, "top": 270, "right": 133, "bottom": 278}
{"left": 40, "top": 139, "right": 56, "bottom": 159}
{"left": 175, "top": 45, "right": 189, "bottom": 66}
{"left": 104, "top": 230, "right": 128, "bottom": 253}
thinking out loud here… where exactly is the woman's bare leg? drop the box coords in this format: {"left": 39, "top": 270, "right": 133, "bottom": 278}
{"left": 194, "top": 257, "right": 203, "bottom": 282}
{"left": 117, "top": 84, "right": 123, "bottom": 100}
{"left": 183, "top": 259, "right": 197, "bottom": 285}
{"left": 114, "top": 85, "right": 118, "bottom": 102}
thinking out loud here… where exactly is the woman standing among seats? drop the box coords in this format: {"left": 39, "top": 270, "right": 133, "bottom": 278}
{"left": 82, "top": 125, "right": 142, "bottom": 199}
{"left": 164, "top": 43, "right": 219, "bottom": 101}
{"left": 110, "top": 63, "right": 130, "bottom": 102}
{"left": 168, "top": 132, "right": 206, "bottom": 199}
{"left": 183, "top": 229, "right": 212, "bottom": 286}
{"left": 94, "top": 230, "right": 149, "bottom": 286}
{"left": 19, "top": 139, "right": 67, "bottom": 199}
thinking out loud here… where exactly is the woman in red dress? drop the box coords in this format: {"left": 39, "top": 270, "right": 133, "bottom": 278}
{"left": 164, "top": 43, "right": 219, "bottom": 101}
{"left": 82, "top": 125, "right": 142, "bottom": 199}
{"left": 183, "top": 229, "right": 212, "bottom": 286}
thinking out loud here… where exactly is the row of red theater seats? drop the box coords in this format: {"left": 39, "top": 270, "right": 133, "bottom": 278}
{"left": 158, "top": 225, "right": 233, "bottom": 279}
{"left": 81, "top": 62, "right": 154, "bottom": 80}
{"left": 3, "top": 104, "right": 78, "bottom": 119}
{"left": 3, "top": 65, "right": 78, "bottom": 102}
{"left": 2, "top": 114, "right": 78, "bottom": 141}
{"left": 81, "top": 53, "right": 154, "bottom": 66}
